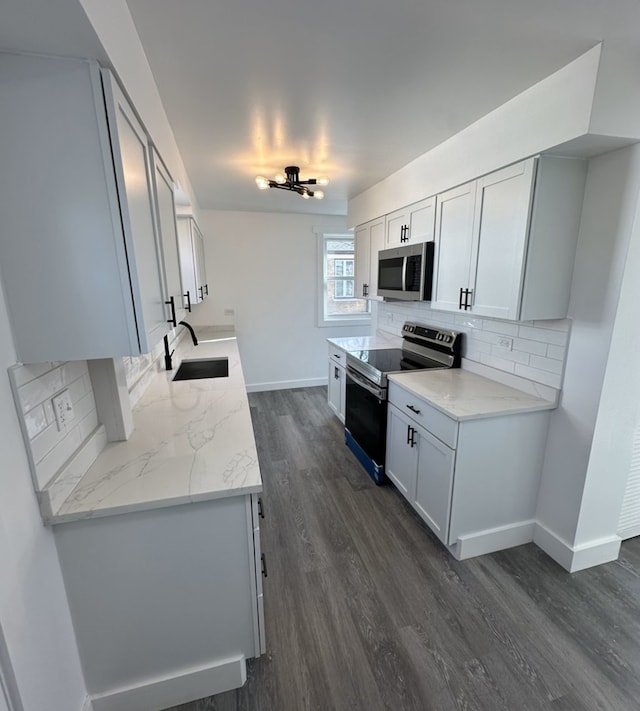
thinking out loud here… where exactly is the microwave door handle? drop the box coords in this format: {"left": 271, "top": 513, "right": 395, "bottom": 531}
{"left": 401, "top": 256, "right": 408, "bottom": 292}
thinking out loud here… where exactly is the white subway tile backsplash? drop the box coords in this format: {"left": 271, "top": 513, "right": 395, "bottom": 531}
{"left": 480, "top": 352, "right": 517, "bottom": 373}
{"left": 491, "top": 346, "right": 531, "bottom": 365}
{"left": 546, "top": 344, "right": 566, "bottom": 361}
{"left": 482, "top": 320, "right": 519, "bottom": 337}
{"left": 9, "top": 358, "right": 102, "bottom": 495}
{"left": 529, "top": 354, "right": 565, "bottom": 375}
{"left": 512, "top": 337, "right": 548, "bottom": 356}
{"left": 518, "top": 324, "right": 569, "bottom": 346}
{"left": 24, "top": 405, "right": 48, "bottom": 439}
{"left": 515, "top": 363, "right": 563, "bottom": 387}
{"left": 377, "top": 302, "right": 570, "bottom": 389}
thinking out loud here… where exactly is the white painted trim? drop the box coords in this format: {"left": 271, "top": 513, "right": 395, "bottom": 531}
{"left": 450, "top": 520, "right": 535, "bottom": 560}
{"left": 618, "top": 523, "right": 640, "bottom": 540}
{"left": 246, "top": 377, "right": 327, "bottom": 393}
{"left": 0, "top": 624, "right": 23, "bottom": 711}
{"left": 90, "top": 655, "right": 246, "bottom": 711}
{"left": 533, "top": 522, "right": 621, "bottom": 572}
{"left": 81, "top": 696, "right": 94, "bottom": 711}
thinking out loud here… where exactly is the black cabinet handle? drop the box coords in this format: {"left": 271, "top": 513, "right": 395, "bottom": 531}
{"left": 333, "top": 353, "right": 341, "bottom": 359}
{"left": 198, "top": 285, "right": 204, "bottom": 300}
{"left": 184, "top": 291, "right": 192, "bottom": 312}
{"left": 409, "top": 427, "right": 417, "bottom": 448}
{"left": 165, "top": 296, "right": 177, "bottom": 327}
{"left": 363, "top": 284, "right": 369, "bottom": 297}
{"left": 204, "top": 283, "right": 209, "bottom": 296}
{"left": 334, "top": 366, "right": 340, "bottom": 380}
{"left": 261, "top": 553, "right": 268, "bottom": 578}
{"left": 464, "top": 289, "right": 473, "bottom": 311}
{"left": 406, "top": 424, "right": 412, "bottom": 445}
{"left": 400, "top": 224, "right": 409, "bottom": 242}
{"left": 459, "top": 287, "right": 464, "bottom": 310}
{"left": 406, "top": 404, "right": 421, "bottom": 415}
{"left": 258, "top": 497, "right": 265, "bottom": 519}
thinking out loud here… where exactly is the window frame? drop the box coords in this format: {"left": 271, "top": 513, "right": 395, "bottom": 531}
{"left": 316, "top": 231, "right": 371, "bottom": 328}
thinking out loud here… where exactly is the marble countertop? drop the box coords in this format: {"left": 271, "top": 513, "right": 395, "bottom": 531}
{"left": 327, "top": 330, "right": 402, "bottom": 352}
{"left": 50, "top": 327, "right": 262, "bottom": 524}
{"left": 388, "top": 368, "right": 557, "bottom": 421}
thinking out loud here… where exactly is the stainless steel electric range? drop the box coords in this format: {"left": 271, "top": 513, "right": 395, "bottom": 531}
{"left": 344, "top": 322, "right": 462, "bottom": 484}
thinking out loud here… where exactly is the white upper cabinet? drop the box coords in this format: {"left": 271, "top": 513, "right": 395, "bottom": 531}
{"left": 431, "top": 156, "right": 587, "bottom": 321}
{"left": 177, "top": 216, "right": 208, "bottom": 309}
{"left": 102, "top": 71, "right": 169, "bottom": 351}
{"left": 355, "top": 217, "right": 385, "bottom": 300}
{"left": 150, "top": 148, "right": 185, "bottom": 327}
{"left": 385, "top": 196, "right": 436, "bottom": 248}
{"left": 0, "top": 54, "right": 174, "bottom": 362}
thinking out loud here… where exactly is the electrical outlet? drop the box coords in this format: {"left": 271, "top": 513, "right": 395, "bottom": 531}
{"left": 52, "top": 389, "right": 75, "bottom": 431}
{"left": 223, "top": 308, "right": 235, "bottom": 317}
{"left": 497, "top": 337, "right": 513, "bottom": 350}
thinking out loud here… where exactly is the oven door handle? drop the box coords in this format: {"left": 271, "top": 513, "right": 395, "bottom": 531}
{"left": 346, "top": 367, "right": 386, "bottom": 400}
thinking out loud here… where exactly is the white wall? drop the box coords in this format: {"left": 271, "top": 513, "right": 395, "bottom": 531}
{"left": 536, "top": 144, "right": 640, "bottom": 551}
{"left": 0, "top": 284, "right": 87, "bottom": 710}
{"left": 192, "top": 210, "right": 371, "bottom": 389}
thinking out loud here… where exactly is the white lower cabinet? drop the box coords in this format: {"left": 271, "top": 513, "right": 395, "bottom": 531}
{"left": 386, "top": 380, "right": 550, "bottom": 558}
{"left": 53, "top": 494, "right": 265, "bottom": 710}
{"left": 327, "top": 345, "right": 347, "bottom": 422}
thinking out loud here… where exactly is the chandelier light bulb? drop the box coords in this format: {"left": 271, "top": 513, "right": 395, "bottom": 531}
{"left": 274, "top": 173, "right": 286, "bottom": 184}
{"left": 317, "top": 176, "right": 329, "bottom": 186}
{"left": 314, "top": 190, "right": 324, "bottom": 200}
{"left": 255, "top": 176, "right": 269, "bottom": 190}
{"left": 301, "top": 191, "right": 310, "bottom": 199}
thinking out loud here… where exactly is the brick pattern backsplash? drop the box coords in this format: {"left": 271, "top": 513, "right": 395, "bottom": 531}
{"left": 377, "top": 301, "right": 570, "bottom": 389}
{"left": 9, "top": 360, "right": 98, "bottom": 489}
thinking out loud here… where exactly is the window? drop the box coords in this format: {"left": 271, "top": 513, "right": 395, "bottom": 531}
{"left": 317, "top": 232, "right": 370, "bottom": 326}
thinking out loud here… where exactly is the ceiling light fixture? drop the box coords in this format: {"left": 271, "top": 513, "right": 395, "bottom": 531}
{"left": 255, "top": 166, "right": 328, "bottom": 200}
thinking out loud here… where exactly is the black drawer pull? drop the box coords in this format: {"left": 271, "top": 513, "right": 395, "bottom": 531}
{"left": 261, "top": 553, "right": 268, "bottom": 578}
{"left": 184, "top": 291, "right": 192, "bottom": 312}
{"left": 258, "top": 497, "right": 265, "bottom": 519}
{"left": 406, "top": 404, "right": 421, "bottom": 415}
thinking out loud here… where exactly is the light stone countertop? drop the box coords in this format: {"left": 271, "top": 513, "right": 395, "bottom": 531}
{"left": 327, "top": 330, "right": 402, "bottom": 353}
{"left": 388, "top": 368, "right": 557, "bottom": 421}
{"left": 50, "top": 327, "right": 262, "bottom": 524}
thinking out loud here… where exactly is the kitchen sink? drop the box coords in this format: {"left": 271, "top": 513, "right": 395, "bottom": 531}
{"left": 173, "top": 357, "right": 229, "bottom": 381}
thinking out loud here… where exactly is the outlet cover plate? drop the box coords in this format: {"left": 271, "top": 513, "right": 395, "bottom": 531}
{"left": 52, "top": 389, "right": 75, "bottom": 431}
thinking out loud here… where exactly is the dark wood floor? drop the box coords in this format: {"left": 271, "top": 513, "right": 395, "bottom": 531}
{"left": 167, "top": 386, "right": 640, "bottom": 711}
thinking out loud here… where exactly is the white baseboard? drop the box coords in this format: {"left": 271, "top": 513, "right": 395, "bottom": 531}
{"left": 90, "top": 655, "right": 246, "bottom": 711}
{"left": 246, "top": 377, "right": 327, "bottom": 392}
{"left": 450, "top": 520, "right": 535, "bottom": 560}
{"left": 534, "top": 522, "right": 621, "bottom": 572}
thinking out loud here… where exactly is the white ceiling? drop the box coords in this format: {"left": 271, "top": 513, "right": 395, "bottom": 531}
{"left": 3, "top": 1, "right": 640, "bottom": 216}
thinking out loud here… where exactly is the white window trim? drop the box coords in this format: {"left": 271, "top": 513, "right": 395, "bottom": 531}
{"left": 316, "top": 231, "right": 371, "bottom": 328}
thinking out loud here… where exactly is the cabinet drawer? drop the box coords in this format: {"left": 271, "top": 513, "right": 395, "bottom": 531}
{"left": 388, "top": 381, "right": 458, "bottom": 448}
{"left": 328, "top": 345, "right": 347, "bottom": 365}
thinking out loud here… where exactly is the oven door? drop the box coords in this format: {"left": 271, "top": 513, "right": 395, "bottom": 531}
{"left": 345, "top": 367, "right": 387, "bottom": 482}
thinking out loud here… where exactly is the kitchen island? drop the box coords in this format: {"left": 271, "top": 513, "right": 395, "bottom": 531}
{"left": 49, "top": 328, "right": 265, "bottom": 711}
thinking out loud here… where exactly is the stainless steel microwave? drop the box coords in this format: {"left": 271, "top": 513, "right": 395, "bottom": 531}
{"left": 377, "top": 241, "right": 434, "bottom": 301}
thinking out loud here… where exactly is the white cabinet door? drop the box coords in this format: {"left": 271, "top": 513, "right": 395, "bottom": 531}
{"left": 385, "top": 208, "right": 409, "bottom": 247}
{"left": 470, "top": 160, "right": 535, "bottom": 320}
{"left": 193, "top": 223, "right": 208, "bottom": 302}
{"left": 408, "top": 196, "right": 436, "bottom": 245}
{"left": 103, "top": 71, "right": 168, "bottom": 352}
{"left": 385, "top": 405, "right": 419, "bottom": 498}
{"left": 177, "top": 217, "right": 199, "bottom": 311}
{"left": 355, "top": 223, "right": 372, "bottom": 299}
{"left": 414, "top": 427, "right": 456, "bottom": 545}
{"left": 431, "top": 182, "right": 476, "bottom": 313}
{"left": 327, "top": 360, "right": 345, "bottom": 422}
{"left": 150, "top": 148, "right": 185, "bottom": 326}
{"left": 368, "top": 218, "right": 385, "bottom": 298}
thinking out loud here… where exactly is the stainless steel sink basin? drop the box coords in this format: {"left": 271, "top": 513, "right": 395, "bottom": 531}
{"left": 173, "top": 357, "right": 229, "bottom": 381}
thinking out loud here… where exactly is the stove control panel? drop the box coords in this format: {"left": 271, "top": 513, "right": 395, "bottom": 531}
{"left": 401, "top": 322, "right": 460, "bottom": 350}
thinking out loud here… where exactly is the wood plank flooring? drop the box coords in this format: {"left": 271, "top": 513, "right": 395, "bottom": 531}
{"left": 166, "top": 386, "right": 640, "bottom": 711}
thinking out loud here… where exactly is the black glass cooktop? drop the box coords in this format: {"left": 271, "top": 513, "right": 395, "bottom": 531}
{"left": 349, "top": 348, "right": 442, "bottom": 373}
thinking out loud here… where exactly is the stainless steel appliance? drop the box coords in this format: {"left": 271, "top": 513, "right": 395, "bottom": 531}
{"left": 377, "top": 241, "right": 435, "bottom": 301}
{"left": 344, "top": 322, "right": 462, "bottom": 484}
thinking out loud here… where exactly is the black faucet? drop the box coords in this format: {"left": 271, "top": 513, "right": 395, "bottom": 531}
{"left": 164, "top": 320, "right": 199, "bottom": 371}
